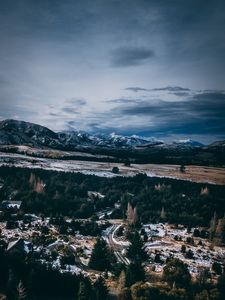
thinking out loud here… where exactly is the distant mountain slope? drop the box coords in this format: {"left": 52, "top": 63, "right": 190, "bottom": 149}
{"left": 173, "top": 139, "right": 204, "bottom": 147}
{"left": 0, "top": 119, "right": 153, "bottom": 149}
{"left": 0, "top": 119, "right": 59, "bottom": 147}
{"left": 0, "top": 119, "right": 224, "bottom": 166}
{"left": 208, "top": 140, "right": 225, "bottom": 148}
{"left": 0, "top": 119, "right": 206, "bottom": 150}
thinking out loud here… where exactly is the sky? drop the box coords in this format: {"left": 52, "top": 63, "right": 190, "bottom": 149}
{"left": 0, "top": 0, "right": 225, "bottom": 143}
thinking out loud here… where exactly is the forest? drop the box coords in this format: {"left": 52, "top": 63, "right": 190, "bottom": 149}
{"left": 0, "top": 166, "right": 225, "bottom": 299}
{"left": 0, "top": 166, "right": 225, "bottom": 227}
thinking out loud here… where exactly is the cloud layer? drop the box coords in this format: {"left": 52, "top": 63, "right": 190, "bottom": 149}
{"left": 58, "top": 89, "right": 225, "bottom": 143}
{"left": 111, "top": 47, "right": 155, "bottom": 67}
{"left": 0, "top": 0, "right": 224, "bottom": 143}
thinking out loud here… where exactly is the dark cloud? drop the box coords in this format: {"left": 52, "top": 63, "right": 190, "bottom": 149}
{"left": 61, "top": 107, "right": 79, "bottom": 114}
{"left": 171, "top": 92, "right": 190, "bottom": 97}
{"left": 46, "top": 98, "right": 87, "bottom": 117}
{"left": 65, "top": 98, "right": 87, "bottom": 106}
{"left": 125, "top": 87, "right": 149, "bottom": 92}
{"left": 109, "top": 91, "right": 225, "bottom": 136}
{"left": 49, "top": 112, "right": 61, "bottom": 117}
{"left": 107, "top": 98, "right": 139, "bottom": 104}
{"left": 193, "top": 91, "right": 225, "bottom": 101}
{"left": 150, "top": 86, "right": 190, "bottom": 92}
{"left": 111, "top": 47, "right": 155, "bottom": 67}
{"left": 125, "top": 86, "right": 190, "bottom": 93}
{"left": 60, "top": 98, "right": 87, "bottom": 114}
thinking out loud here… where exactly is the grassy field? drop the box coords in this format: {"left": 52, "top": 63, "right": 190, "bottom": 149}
{"left": 1, "top": 151, "right": 225, "bottom": 185}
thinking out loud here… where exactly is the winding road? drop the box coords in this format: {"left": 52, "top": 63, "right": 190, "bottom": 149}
{"left": 103, "top": 224, "right": 130, "bottom": 265}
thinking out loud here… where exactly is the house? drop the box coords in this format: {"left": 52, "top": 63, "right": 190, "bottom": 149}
{"left": 88, "top": 191, "right": 105, "bottom": 200}
{"left": 7, "top": 239, "right": 32, "bottom": 256}
{"left": 1, "top": 200, "right": 22, "bottom": 210}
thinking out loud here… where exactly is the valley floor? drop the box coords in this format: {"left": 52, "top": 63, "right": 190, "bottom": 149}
{"left": 0, "top": 151, "right": 225, "bottom": 185}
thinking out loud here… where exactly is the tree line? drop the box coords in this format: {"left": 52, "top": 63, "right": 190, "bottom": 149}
{"left": 0, "top": 167, "right": 225, "bottom": 227}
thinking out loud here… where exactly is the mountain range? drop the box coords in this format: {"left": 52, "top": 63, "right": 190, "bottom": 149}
{"left": 0, "top": 119, "right": 224, "bottom": 166}
{"left": 0, "top": 119, "right": 207, "bottom": 149}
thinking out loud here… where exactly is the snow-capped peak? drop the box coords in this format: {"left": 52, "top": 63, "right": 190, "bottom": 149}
{"left": 173, "top": 139, "right": 204, "bottom": 147}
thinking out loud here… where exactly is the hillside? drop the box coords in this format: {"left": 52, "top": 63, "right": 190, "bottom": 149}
{"left": 0, "top": 119, "right": 225, "bottom": 166}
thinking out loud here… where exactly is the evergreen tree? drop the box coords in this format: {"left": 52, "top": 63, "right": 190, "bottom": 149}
{"left": 6, "top": 269, "right": 17, "bottom": 300}
{"left": 180, "top": 164, "right": 186, "bottom": 173}
{"left": 119, "top": 288, "right": 131, "bottom": 300}
{"left": 112, "top": 167, "right": 119, "bottom": 174}
{"left": 215, "top": 215, "right": 225, "bottom": 244}
{"left": 125, "top": 261, "right": 145, "bottom": 287}
{"left": 209, "top": 212, "right": 217, "bottom": 241}
{"left": 88, "top": 238, "right": 111, "bottom": 271}
{"left": 160, "top": 206, "right": 166, "bottom": 220}
{"left": 127, "top": 231, "right": 147, "bottom": 262}
{"left": 16, "top": 280, "right": 27, "bottom": 300}
{"left": 163, "top": 258, "right": 191, "bottom": 288}
{"left": 195, "top": 290, "right": 208, "bottom": 300}
{"left": 93, "top": 276, "right": 108, "bottom": 300}
{"left": 217, "top": 273, "right": 225, "bottom": 296}
{"left": 197, "top": 267, "right": 210, "bottom": 288}
{"left": 78, "top": 281, "right": 90, "bottom": 300}
{"left": 118, "top": 270, "right": 126, "bottom": 292}
{"left": 212, "top": 262, "right": 222, "bottom": 275}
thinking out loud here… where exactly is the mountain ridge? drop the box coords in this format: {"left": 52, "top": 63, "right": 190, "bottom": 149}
{"left": 0, "top": 119, "right": 209, "bottom": 150}
{"left": 0, "top": 119, "right": 225, "bottom": 166}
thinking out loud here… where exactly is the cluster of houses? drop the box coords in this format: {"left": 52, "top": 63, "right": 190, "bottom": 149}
{"left": 0, "top": 187, "right": 224, "bottom": 281}
{"left": 143, "top": 223, "right": 225, "bottom": 277}
{"left": 0, "top": 201, "right": 98, "bottom": 277}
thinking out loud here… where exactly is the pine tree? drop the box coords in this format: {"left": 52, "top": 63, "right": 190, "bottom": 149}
{"left": 16, "top": 280, "right": 27, "bottom": 300}
{"left": 29, "top": 173, "right": 44, "bottom": 193}
{"left": 35, "top": 178, "right": 44, "bottom": 193}
{"left": 29, "top": 173, "right": 36, "bottom": 187}
{"left": 88, "top": 238, "right": 111, "bottom": 271}
{"left": 180, "top": 164, "right": 186, "bottom": 173}
{"left": 127, "top": 202, "right": 133, "bottom": 225}
{"left": 78, "top": 281, "right": 90, "bottom": 300}
{"left": 127, "top": 202, "right": 138, "bottom": 226}
{"left": 200, "top": 186, "right": 209, "bottom": 195}
{"left": 209, "top": 212, "right": 217, "bottom": 241}
{"left": 6, "top": 269, "right": 17, "bottom": 300}
{"left": 125, "top": 261, "right": 145, "bottom": 287}
{"left": 118, "top": 270, "right": 126, "bottom": 293}
{"left": 119, "top": 288, "right": 132, "bottom": 300}
{"left": 221, "top": 216, "right": 225, "bottom": 243}
{"left": 163, "top": 258, "right": 191, "bottom": 288}
{"left": 160, "top": 206, "right": 166, "bottom": 220}
{"left": 127, "top": 231, "right": 147, "bottom": 262}
{"left": 155, "top": 183, "right": 161, "bottom": 191}
{"left": 215, "top": 215, "right": 225, "bottom": 244}
{"left": 133, "top": 207, "right": 138, "bottom": 225}
{"left": 93, "top": 277, "right": 108, "bottom": 300}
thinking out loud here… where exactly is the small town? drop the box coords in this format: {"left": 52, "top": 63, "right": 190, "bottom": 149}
{"left": 0, "top": 181, "right": 225, "bottom": 299}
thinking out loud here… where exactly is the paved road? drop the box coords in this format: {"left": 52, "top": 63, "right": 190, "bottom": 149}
{"left": 104, "top": 224, "right": 130, "bottom": 265}
{"left": 68, "top": 223, "right": 130, "bottom": 275}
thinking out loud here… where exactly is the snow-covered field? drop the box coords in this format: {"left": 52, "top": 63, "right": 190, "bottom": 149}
{"left": 1, "top": 152, "right": 225, "bottom": 184}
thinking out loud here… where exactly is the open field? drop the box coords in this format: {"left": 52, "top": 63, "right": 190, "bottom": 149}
{"left": 0, "top": 151, "right": 225, "bottom": 185}
{"left": 0, "top": 145, "right": 115, "bottom": 159}
{"left": 136, "top": 164, "right": 225, "bottom": 185}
